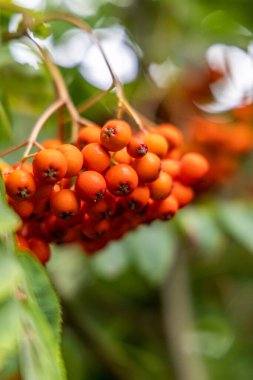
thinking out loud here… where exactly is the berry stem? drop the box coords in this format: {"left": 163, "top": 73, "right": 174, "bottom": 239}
{"left": 75, "top": 85, "right": 114, "bottom": 117}
{"left": 23, "top": 99, "right": 65, "bottom": 158}
{"left": 35, "top": 13, "right": 146, "bottom": 132}
{"left": 0, "top": 141, "right": 27, "bottom": 158}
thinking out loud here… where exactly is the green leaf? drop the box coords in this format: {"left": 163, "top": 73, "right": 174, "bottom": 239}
{"left": 176, "top": 205, "right": 225, "bottom": 254}
{"left": 19, "top": 303, "right": 66, "bottom": 380}
{"left": 217, "top": 201, "right": 253, "bottom": 253}
{"left": 90, "top": 240, "right": 129, "bottom": 279}
{"left": 18, "top": 254, "right": 62, "bottom": 343}
{"left": 0, "top": 203, "right": 20, "bottom": 236}
{"left": 0, "top": 253, "right": 21, "bottom": 301}
{"left": 0, "top": 299, "right": 20, "bottom": 371}
{"left": 127, "top": 222, "right": 176, "bottom": 284}
{"left": 18, "top": 254, "right": 66, "bottom": 380}
{"left": 0, "top": 102, "right": 12, "bottom": 141}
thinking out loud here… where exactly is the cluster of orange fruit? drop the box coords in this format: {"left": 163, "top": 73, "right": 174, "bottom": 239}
{"left": 1, "top": 119, "right": 209, "bottom": 263}
{"left": 184, "top": 112, "right": 253, "bottom": 188}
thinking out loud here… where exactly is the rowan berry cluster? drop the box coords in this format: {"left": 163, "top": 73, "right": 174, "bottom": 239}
{"left": 1, "top": 119, "right": 209, "bottom": 263}
{"left": 185, "top": 115, "right": 253, "bottom": 188}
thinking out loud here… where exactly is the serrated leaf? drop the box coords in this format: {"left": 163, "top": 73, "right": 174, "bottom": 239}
{"left": 19, "top": 303, "right": 66, "bottom": 380}
{"left": 18, "top": 254, "right": 62, "bottom": 343}
{"left": 0, "top": 102, "right": 12, "bottom": 141}
{"left": 18, "top": 253, "right": 66, "bottom": 380}
{"left": 217, "top": 201, "right": 253, "bottom": 253}
{"left": 127, "top": 222, "right": 176, "bottom": 284}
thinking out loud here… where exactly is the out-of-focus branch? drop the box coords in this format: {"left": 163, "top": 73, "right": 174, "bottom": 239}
{"left": 61, "top": 298, "right": 141, "bottom": 380}
{"left": 161, "top": 251, "right": 209, "bottom": 380}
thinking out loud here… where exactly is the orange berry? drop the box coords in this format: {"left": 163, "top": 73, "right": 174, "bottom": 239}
{"left": 13, "top": 161, "right": 33, "bottom": 175}
{"left": 42, "top": 139, "right": 62, "bottom": 149}
{"left": 33, "top": 149, "right": 67, "bottom": 184}
{"left": 121, "top": 185, "right": 150, "bottom": 211}
{"left": 105, "top": 164, "right": 138, "bottom": 196}
{"left": 161, "top": 159, "right": 180, "bottom": 178}
{"left": 127, "top": 137, "right": 148, "bottom": 158}
{"left": 28, "top": 238, "right": 51, "bottom": 265}
{"left": 114, "top": 148, "right": 132, "bottom": 165}
{"left": 0, "top": 161, "right": 13, "bottom": 182}
{"left": 57, "top": 144, "right": 83, "bottom": 178}
{"left": 156, "top": 124, "right": 183, "bottom": 148}
{"left": 171, "top": 181, "right": 194, "bottom": 207}
{"left": 180, "top": 152, "right": 209, "bottom": 185}
{"left": 156, "top": 195, "right": 178, "bottom": 220}
{"left": 148, "top": 172, "right": 173, "bottom": 200}
{"left": 5, "top": 170, "right": 36, "bottom": 201}
{"left": 33, "top": 183, "right": 53, "bottom": 200}
{"left": 10, "top": 199, "right": 34, "bottom": 218}
{"left": 82, "top": 143, "right": 110, "bottom": 173}
{"left": 32, "top": 197, "right": 50, "bottom": 216}
{"left": 75, "top": 171, "right": 106, "bottom": 203}
{"left": 50, "top": 189, "right": 80, "bottom": 220}
{"left": 143, "top": 133, "right": 168, "bottom": 158}
{"left": 132, "top": 152, "right": 161, "bottom": 183}
{"left": 77, "top": 125, "right": 101, "bottom": 149}
{"left": 100, "top": 119, "right": 132, "bottom": 152}
{"left": 86, "top": 192, "right": 116, "bottom": 220}
{"left": 82, "top": 216, "right": 110, "bottom": 240}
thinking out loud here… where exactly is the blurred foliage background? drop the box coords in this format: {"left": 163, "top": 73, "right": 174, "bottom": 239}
{"left": 1, "top": 0, "right": 253, "bottom": 379}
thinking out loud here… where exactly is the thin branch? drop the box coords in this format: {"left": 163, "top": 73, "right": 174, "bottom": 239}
{"left": 0, "top": 141, "right": 27, "bottom": 158}
{"left": 161, "top": 251, "right": 209, "bottom": 380}
{"left": 23, "top": 99, "right": 65, "bottom": 158}
{"left": 61, "top": 298, "right": 141, "bottom": 380}
{"left": 35, "top": 13, "right": 145, "bottom": 132}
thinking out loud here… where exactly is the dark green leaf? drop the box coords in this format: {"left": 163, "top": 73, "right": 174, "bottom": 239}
{"left": 18, "top": 253, "right": 62, "bottom": 343}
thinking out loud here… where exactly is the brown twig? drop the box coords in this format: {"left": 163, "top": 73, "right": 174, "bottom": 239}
{"left": 23, "top": 99, "right": 65, "bottom": 158}
{"left": 0, "top": 141, "right": 27, "bottom": 158}
{"left": 161, "top": 251, "right": 209, "bottom": 380}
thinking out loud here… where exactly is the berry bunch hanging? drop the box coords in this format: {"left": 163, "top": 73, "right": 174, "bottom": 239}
{"left": 1, "top": 120, "right": 209, "bottom": 263}
{"left": 0, "top": 11, "right": 209, "bottom": 264}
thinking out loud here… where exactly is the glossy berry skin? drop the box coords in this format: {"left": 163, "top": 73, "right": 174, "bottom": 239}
{"left": 42, "top": 139, "right": 62, "bottom": 149}
{"left": 10, "top": 199, "right": 34, "bottom": 218}
{"left": 82, "top": 216, "right": 110, "bottom": 240}
{"left": 86, "top": 192, "right": 116, "bottom": 220}
{"left": 127, "top": 137, "right": 148, "bottom": 158}
{"left": 50, "top": 189, "right": 80, "bottom": 220}
{"left": 171, "top": 181, "right": 194, "bottom": 207}
{"left": 132, "top": 152, "right": 161, "bottom": 183}
{"left": 100, "top": 119, "right": 132, "bottom": 152}
{"left": 57, "top": 144, "right": 83, "bottom": 178}
{"left": 156, "top": 195, "right": 178, "bottom": 220}
{"left": 121, "top": 185, "right": 150, "bottom": 211}
{"left": 114, "top": 148, "right": 132, "bottom": 164}
{"left": 156, "top": 124, "right": 183, "bottom": 148}
{"left": 82, "top": 143, "right": 110, "bottom": 173}
{"left": 75, "top": 171, "right": 106, "bottom": 203}
{"left": 161, "top": 159, "right": 180, "bottom": 178}
{"left": 143, "top": 133, "right": 168, "bottom": 158}
{"left": 77, "top": 125, "right": 101, "bottom": 149}
{"left": 179, "top": 152, "right": 209, "bottom": 185}
{"left": 105, "top": 164, "right": 138, "bottom": 196}
{"left": 148, "top": 172, "right": 173, "bottom": 200}
{"left": 5, "top": 170, "right": 36, "bottom": 201}
{"left": 28, "top": 238, "right": 51, "bottom": 265}
{"left": 33, "top": 149, "right": 67, "bottom": 184}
